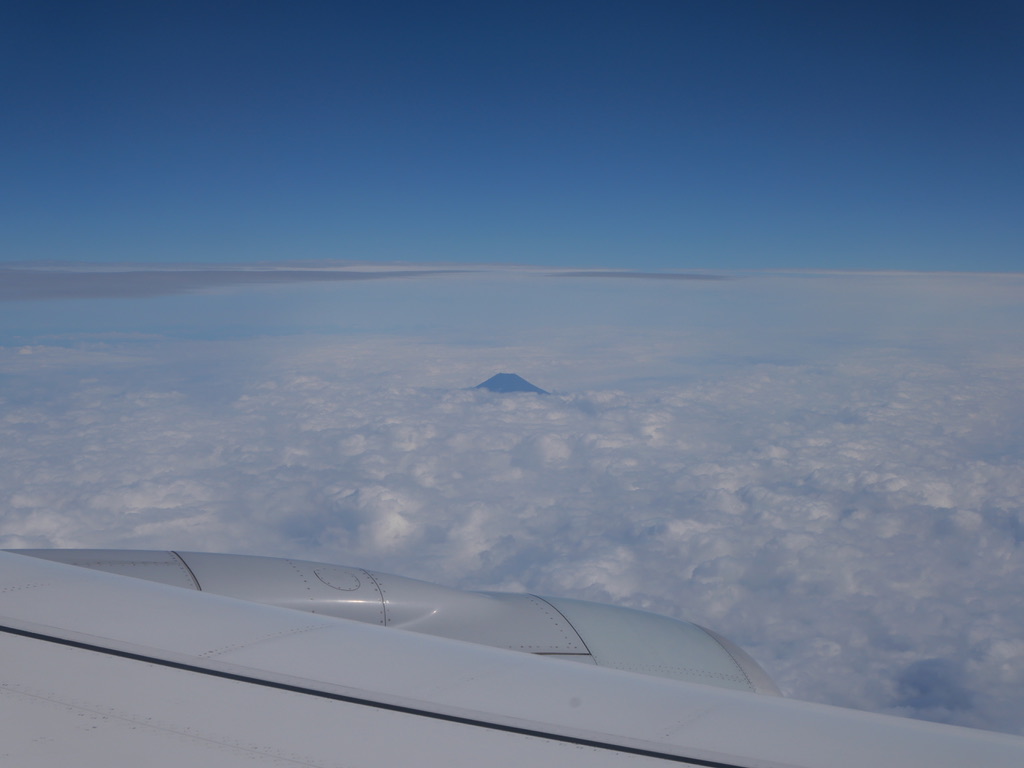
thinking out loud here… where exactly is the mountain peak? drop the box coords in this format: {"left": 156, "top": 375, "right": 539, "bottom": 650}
{"left": 475, "top": 373, "right": 548, "bottom": 394}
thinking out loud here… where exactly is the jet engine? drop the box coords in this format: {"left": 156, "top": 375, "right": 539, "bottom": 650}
{"left": 12, "top": 549, "right": 779, "bottom": 695}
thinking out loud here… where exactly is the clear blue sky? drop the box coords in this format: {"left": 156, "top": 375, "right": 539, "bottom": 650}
{"left": 2, "top": 1, "right": 1021, "bottom": 270}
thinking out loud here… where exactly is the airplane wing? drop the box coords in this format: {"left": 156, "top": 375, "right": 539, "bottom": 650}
{"left": 2, "top": 550, "right": 1022, "bottom": 767}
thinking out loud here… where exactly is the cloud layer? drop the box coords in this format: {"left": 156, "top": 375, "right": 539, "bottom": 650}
{"left": 2, "top": 268, "right": 1022, "bottom": 734}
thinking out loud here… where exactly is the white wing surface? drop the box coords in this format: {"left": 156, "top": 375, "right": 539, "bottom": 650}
{"left": 2, "top": 550, "right": 1022, "bottom": 767}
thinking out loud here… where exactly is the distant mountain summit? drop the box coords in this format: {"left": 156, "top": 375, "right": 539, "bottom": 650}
{"left": 475, "top": 373, "right": 548, "bottom": 394}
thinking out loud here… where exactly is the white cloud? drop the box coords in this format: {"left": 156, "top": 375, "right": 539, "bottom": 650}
{"left": 1, "top": 269, "right": 1023, "bottom": 734}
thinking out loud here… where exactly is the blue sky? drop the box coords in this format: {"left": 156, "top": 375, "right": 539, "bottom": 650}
{"left": 3, "top": 1, "right": 1021, "bottom": 270}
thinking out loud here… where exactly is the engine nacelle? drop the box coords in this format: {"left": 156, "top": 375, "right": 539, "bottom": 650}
{"left": 12, "top": 549, "right": 779, "bottom": 695}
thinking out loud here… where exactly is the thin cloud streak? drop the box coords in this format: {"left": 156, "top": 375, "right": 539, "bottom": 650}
{"left": 0, "top": 267, "right": 467, "bottom": 301}
{"left": 549, "top": 271, "right": 730, "bottom": 281}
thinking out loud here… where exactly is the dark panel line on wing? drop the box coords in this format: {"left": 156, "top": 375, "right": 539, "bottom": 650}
{"left": 0, "top": 622, "right": 751, "bottom": 768}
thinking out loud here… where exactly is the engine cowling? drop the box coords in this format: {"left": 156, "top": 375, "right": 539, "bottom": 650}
{"left": 11, "top": 548, "right": 779, "bottom": 695}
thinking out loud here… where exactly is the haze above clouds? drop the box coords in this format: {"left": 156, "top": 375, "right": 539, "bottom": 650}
{"left": 2, "top": 267, "right": 1022, "bottom": 735}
